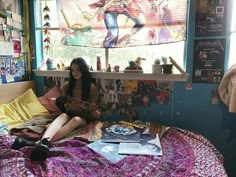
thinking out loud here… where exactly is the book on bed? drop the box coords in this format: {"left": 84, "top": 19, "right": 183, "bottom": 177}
{"left": 87, "top": 140, "right": 127, "bottom": 163}
{"left": 100, "top": 121, "right": 146, "bottom": 143}
{"left": 118, "top": 133, "right": 163, "bottom": 156}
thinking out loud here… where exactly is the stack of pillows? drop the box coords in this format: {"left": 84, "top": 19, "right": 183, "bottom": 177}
{"left": 0, "top": 86, "right": 62, "bottom": 129}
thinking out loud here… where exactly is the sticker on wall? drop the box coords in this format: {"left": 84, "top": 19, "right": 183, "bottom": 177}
{"left": 211, "top": 89, "right": 220, "bottom": 104}
{"left": 185, "top": 82, "right": 192, "bottom": 90}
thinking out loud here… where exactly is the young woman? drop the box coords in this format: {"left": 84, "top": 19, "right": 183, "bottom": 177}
{"left": 12, "top": 57, "right": 101, "bottom": 161}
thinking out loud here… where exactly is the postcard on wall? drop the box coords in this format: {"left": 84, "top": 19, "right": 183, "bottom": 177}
{"left": 124, "top": 80, "right": 138, "bottom": 94}
{"left": 0, "top": 41, "right": 13, "bottom": 55}
{"left": 156, "top": 81, "right": 173, "bottom": 91}
{"left": 192, "top": 39, "right": 225, "bottom": 83}
{"left": 104, "top": 79, "right": 115, "bottom": 92}
{"left": 115, "top": 79, "right": 125, "bottom": 93}
{"left": 152, "top": 90, "right": 170, "bottom": 104}
{"left": 117, "top": 93, "right": 132, "bottom": 107}
{"left": 211, "top": 88, "right": 220, "bottom": 104}
{"left": 195, "top": 0, "right": 227, "bottom": 37}
{"left": 135, "top": 80, "right": 157, "bottom": 107}
{"left": 137, "top": 80, "right": 157, "bottom": 94}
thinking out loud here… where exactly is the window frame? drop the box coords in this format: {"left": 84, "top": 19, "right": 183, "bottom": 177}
{"left": 33, "top": 0, "right": 188, "bottom": 74}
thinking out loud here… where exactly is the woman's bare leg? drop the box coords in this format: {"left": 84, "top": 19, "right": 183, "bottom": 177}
{"left": 51, "top": 116, "right": 87, "bottom": 142}
{"left": 42, "top": 113, "right": 70, "bottom": 141}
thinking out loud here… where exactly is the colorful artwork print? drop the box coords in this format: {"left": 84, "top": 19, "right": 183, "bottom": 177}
{"left": 195, "top": 0, "right": 227, "bottom": 37}
{"left": 0, "top": 56, "right": 25, "bottom": 83}
{"left": 136, "top": 80, "right": 157, "bottom": 107}
{"left": 152, "top": 90, "right": 170, "bottom": 104}
{"left": 43, "top": 77, "right": 173, "bottom": 121}
{"left": 106, "top": 124, "right": 137, "bottom": 136}
{"left": 13, "top": 39, "right": 21, "bottom": 54}
{"left": 124, "top": 80, "right": 138, "bottom": 94}
{"left": 192, "top": 39, "right": 225, "bottom": 83}
{"left": 57, "top": 0, "right": 187, "bottom": 48}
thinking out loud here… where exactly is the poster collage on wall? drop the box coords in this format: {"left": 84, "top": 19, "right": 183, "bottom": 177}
{"left": 193, "top": 0, "right": 226, "bottom": 84}
{"left": 44, "top": 77, "right": 173, "bottom": 121}
{"left": 0, "top": 0, "right": 25, "bottom": 84}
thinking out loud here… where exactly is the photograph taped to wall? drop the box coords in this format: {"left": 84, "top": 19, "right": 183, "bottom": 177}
{"left": 0, "top": 56, "right": 25, "bottom": 83}
{"left": 115, "top": 79, "right": 125, "bottom": 93}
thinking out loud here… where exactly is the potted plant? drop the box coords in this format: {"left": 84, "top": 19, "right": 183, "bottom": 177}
{"left": 46, "top": 58, "right": 54, "bottom": 70}
{"left": 162, "top": 57, "right": 173, "bottom": 74}
{"left": 152, "top": 58, "right": 162, "bottom": 73}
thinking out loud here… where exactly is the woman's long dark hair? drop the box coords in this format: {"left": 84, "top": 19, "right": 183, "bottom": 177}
{"left": 66, "top": 57, "right": 92, "bottom": 101}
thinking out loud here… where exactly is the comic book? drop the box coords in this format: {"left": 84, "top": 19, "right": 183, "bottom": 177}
{"left": 101, "top": 121, "right": 146, "bottom": 143}
{"left": 118, "top": 133, "right": 163, "bottom": 156}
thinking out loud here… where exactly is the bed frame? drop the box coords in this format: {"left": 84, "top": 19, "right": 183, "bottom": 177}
{"left": 0, "top": 81, "right": 36, "bottom": 104}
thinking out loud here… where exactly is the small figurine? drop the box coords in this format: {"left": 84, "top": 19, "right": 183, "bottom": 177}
{"left": 106, "top": 64, "right": 111, "bottom": 72}
{"left": 114, "top": 65, "right": 120, "bottom": 72}
{"left": 124, "top": 57, "right": 145, "bottom": 72}
{"left": 90, "top": 66, "right": 93, "bottom": 71}
{"left": 61, "top": 62, "right": 65, "bottom": 70}
{"left": 57, "top": 63, "right": 61, "bottom": 70}
{"left": 135, "top": 57, "right": 146, "bottom": 68}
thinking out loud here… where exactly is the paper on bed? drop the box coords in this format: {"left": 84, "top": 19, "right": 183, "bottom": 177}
{"left": 87, "top": 140, "right": 127, "bottom": 163}
{"left": 118, "top": 133, "right": 163, "bottom": 156}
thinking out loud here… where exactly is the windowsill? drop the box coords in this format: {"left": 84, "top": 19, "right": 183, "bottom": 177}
{"left": 33, "top": 69, "right": 189, "bottom": 81}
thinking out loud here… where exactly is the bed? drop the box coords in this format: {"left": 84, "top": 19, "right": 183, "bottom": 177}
{"left": 0, "top": 81, "right": 228, "bottom": 177}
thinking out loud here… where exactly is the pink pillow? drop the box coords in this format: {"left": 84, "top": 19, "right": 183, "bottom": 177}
{"left": 38, "top": 86, "right": 62, "bottom": 113}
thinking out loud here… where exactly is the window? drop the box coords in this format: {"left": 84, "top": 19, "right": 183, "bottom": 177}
{"left": 228, "top": 0, "right": 236, "bottom": 68}
{"left": 35, "top": 0, "right": 186, "bottom": 74}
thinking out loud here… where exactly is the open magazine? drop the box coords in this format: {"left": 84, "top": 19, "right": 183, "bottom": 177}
{"left": 118, "top": 133, "right": 163, "bottom": 156}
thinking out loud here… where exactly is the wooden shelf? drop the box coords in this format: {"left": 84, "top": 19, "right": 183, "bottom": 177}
{"left": 33, "top": 69, "right": 189, "bottom": 82}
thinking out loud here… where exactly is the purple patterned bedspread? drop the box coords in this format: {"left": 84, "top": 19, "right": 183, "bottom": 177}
{"left": 0, "top": 127, "right": 227, "bottom": 177}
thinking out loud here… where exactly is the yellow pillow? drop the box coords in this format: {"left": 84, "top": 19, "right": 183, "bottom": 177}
{"left": 0, "top": 89, "right": 49, "bottom": 128}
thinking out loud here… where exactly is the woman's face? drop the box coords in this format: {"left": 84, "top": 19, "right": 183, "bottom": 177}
{"left": 71, "top": 63, "right": 82, "bottom": 80}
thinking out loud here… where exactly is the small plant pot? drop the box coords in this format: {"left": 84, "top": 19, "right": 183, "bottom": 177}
{"left": 152, "top": 64, "right": 162, "bottom": 74}
{"left": 162, "top": 64, "right": 173, "bottom": 74}
{"left": 46, "top": 61, "right": 54, "bottom": 70}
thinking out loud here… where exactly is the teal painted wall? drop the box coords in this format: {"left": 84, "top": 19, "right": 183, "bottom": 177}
{"left": 139, "top": 1, "right": 236, "bottom": 176}
{"left": 30, "top": 0, "right": 236, "bottom": 176}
